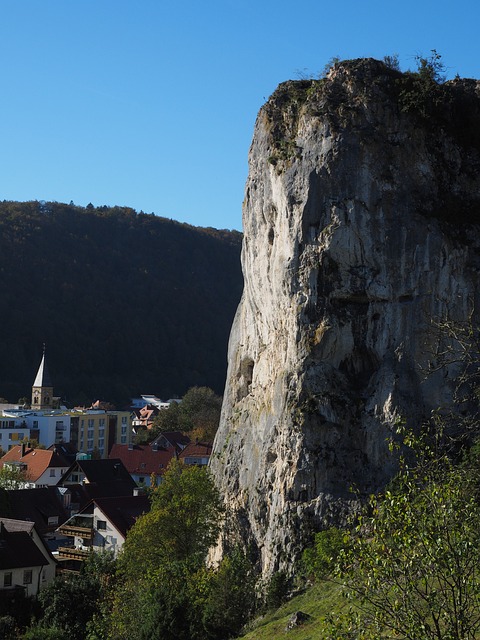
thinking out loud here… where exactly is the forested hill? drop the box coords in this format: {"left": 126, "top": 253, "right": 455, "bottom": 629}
{"left": 0, "top": 200, "right": 243, "bottom": 406}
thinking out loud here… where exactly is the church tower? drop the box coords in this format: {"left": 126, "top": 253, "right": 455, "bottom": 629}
{"left": 32, "top": 345, "right": 54, "bottom": 410}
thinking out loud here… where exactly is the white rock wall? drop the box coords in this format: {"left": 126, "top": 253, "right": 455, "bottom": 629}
{"left": 210, "top": 59, "right": 480, "bottom": 575}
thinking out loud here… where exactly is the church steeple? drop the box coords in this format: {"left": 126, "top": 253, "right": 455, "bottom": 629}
{"left": 32, "top": 344, "right": 54, "bottom": 410}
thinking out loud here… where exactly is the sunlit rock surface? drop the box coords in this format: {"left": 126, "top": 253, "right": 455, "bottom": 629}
{"left": 210, "top": 59, "right": 480, "bottom": 574}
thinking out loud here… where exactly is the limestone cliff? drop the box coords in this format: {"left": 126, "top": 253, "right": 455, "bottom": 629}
{"left": 210, "top": 59, "right": 480, "bottom": 575}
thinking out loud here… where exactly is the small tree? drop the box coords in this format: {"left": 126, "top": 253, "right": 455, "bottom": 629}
{"left": 0, "top": 463, "right": 29, "bottom": 489}
{"left": 398, "top": 49, "right": 446, "bottom": 118}
{"left": 302, "top": 527, "right": 345, "bottom": 581}
{"left": 329, "top": 435, "right": 480, "bottom": 640}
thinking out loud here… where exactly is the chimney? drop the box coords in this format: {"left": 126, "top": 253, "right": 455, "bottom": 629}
{"left": 21, "top": 443, "right": 26, "bottom": 458}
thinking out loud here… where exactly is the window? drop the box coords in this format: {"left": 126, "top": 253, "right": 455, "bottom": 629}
{"left": 97, "top": 520, "right": 107, "bottom": 530}
{"left": 121, "top": 435, "right": 127, "bottom": 444}
{"left": 4, "top": 572, "right": 12, "bottom": 587}
{"left": 50, "top": 468, "right": 56, "bottom": 477}
{"left": 23, "top": 570, "right": 32, "bottom": 585}
{"left": 99, "top": 418, "right": 105, "bottom": 427}
{"left": 88, "top": 419, "right": 94, "bottom": 428}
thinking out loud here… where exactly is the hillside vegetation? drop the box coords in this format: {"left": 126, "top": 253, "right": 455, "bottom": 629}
{"left": 0, "top": 200, "right": 243, "bottom": 406}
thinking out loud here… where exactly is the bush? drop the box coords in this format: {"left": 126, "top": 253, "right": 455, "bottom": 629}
{"left": 302, "top": 527, "right": 345, "bottom": 580}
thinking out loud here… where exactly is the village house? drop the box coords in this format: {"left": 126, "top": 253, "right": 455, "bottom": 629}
{"left": 179, "top": 441, "right": 213, "bottom": 466}
{"left": 0, "top": 444, "right": 70, "bottom": 488}
{"left": 56, "top": 494, "right": 150, "bottom": 569}
{"left": 0, "top": 518, "right": 57, "bottom": 597}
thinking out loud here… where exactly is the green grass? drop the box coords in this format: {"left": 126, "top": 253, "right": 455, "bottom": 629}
{"left": 239, "top": 580, "right": 346, "bottom": 640}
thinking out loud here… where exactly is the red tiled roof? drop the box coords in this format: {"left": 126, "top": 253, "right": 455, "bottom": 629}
{"left": 0, "top": 446, "right": 69, "bottom": 482}
{"left": 109, "top": 444, "right": 176, "bottom": 476}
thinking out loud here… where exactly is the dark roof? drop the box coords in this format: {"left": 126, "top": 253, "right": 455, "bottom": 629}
{"left": 179, "top": 442, "right": 213, "bottom": 458}
{"left": 0, "top": 518, "right": 56, "bottom": 564}
{"left": 151, "top": 431, "right": 190, "bottom": 452}
{"left": 2, "top": 487, "right": 69, "bottom": 535}
{"left": 0, "top": 523, "right": 48, "bottom": 570}
{"left": 58, "top": 458, "right": 137, "bottom": 499}
{"left": 48, "top": 442, "right": 78, "bottom": 464}
{"left": 109, "top": 444, "right": 176, "bottom": 476}
{"left": 91, "top": 495, "right": 151, "bottom": 538}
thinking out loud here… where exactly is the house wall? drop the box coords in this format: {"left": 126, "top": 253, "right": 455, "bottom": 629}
{"left": 31, "top": 465, "right": 69, "bottom": 488}
{"left": 92, "top": 505, "right": 125, "bottom": 557}
{"left": 0, "top": 565, "right": 46, "bottom": 597}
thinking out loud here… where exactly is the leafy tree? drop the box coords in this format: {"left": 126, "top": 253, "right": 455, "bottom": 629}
{"left": 33, "top": 552, "right": 115, "bottom": 640}
{"left": 150, "top": 387, "right": 222, "bottom": 443}
{"left": 0, "top": 463, "right": 29, "bottom": 489}
{"left": 262, "top": 570, "right": 291, "bottom": 612}
{"left": 383, "top": 53, "right": 400, "bottom": 71}
{"left": 398, "top": 49, "right": 446, "bottom": 118}
{"left": 202, "top": 547, "right": 258, "bottom": 638}
{"left": 302, "top": 527, "right": 345, "bottom": 581}
{"left": 150, "top": 401, "right": 181, "bottom": 437}
{"left": 328, "top": 434, "right": 480, "bottom": 640}
{"left": 109, "top": 460, "right": 224, "bottom": 639}
{"left": 178, "top": 386, "right": 222, "bottom": 441}
{"left": 22, "top": 629, "right": 68, "bottom": 640}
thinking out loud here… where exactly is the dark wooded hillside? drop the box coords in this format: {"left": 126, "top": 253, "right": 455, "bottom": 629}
{"left": 0, "top": 201, "right": 243, "bottom": 406}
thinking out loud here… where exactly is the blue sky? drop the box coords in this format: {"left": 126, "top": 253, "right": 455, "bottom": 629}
{"left": 0, "top": 1, "right": 478, "bottom": 231}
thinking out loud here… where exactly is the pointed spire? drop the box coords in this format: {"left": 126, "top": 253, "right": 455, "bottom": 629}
{"left": 33, "top": 344, "right": 53, "bottom": 388}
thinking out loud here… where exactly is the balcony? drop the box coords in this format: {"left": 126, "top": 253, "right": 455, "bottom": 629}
{"left": 57, "top": 524, "right": 94, "bottom": 539}
{"left": 57, "top": 546, "right": 90, "bottom": 561}
{"left": 57, "top": 514, "right": 94, "bottom": 539}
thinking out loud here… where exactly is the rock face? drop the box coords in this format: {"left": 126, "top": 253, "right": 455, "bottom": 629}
{"left": 210, "top": 59, "right": 480, "bottom": 575}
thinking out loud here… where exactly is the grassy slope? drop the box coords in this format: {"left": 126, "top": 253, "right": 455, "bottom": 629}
{"left": 240, "top": 581, "right": 345, "bottom": 640}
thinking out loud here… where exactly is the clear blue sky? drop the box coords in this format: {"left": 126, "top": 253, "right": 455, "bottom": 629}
{"left": 1, "top": 1, "right": 478, "bottom": 231}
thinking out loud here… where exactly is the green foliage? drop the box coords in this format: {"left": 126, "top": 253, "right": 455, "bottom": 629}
{"left": 150, "top": 386, "right": 222, "bottom": 442}
{"left": 142, "top": 459, "right": 223, "bottom": 564}
{"left": 150, "top": 400, "right": 181, "bottom": 435}
{"left": 383, "top": 53, "right": 400, "bottom": 71}
{"left": 0, "top": 200, "right": 242, "bottom": 406}
{"left": 262, "top": 570, "right": 291, "bottom": 612}
{"left": 398, "top": 49, "right": 447, "bottom": 118}
{"left": 0, "top": 463, "right": 28, "bottom": 489}
{"left": 328, "top": 435, "right": 480, "bottom": 640}
{"left": 22, "top": 629, "right": 68, "bottom": 640}
{"left": 302, "top": 527, "right": 345, "bottom": 580}
{"left": 31, "top": 552, "right": 115, "bottom": 640}
{"left": 202, "top": 547, "right": 258, "bottom": 638}
{"left": 0, "top": 616, "right": 17, "bottom": 640}
{"left": 36, "top": 573, "right": 101, "bottom": 640}
{"left": 110, "top": 460, "right": 226, "bottom": 639}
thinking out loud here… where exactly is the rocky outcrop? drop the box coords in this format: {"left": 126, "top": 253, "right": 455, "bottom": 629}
{"left": 210, "top": 59, "right": 480, "bottom": 575}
